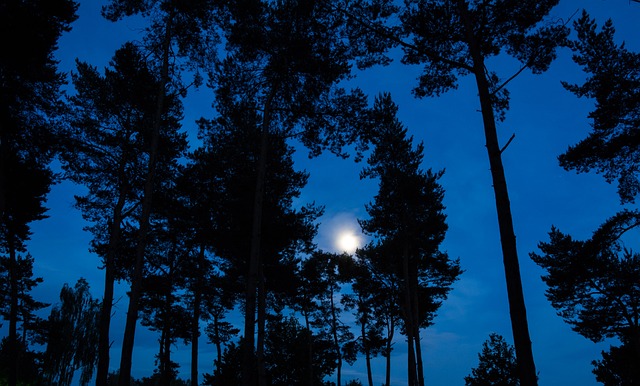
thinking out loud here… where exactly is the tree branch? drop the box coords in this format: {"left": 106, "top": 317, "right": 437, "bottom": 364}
{"left": 321, "top": 1, "right": 474, "bottom": 72}
{"left": 499, "top": 133, "right": 515, "bottom": 154}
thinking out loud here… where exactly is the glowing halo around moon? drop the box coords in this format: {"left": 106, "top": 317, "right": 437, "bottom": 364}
{"left": 336, "top": 230, "right": 361, "bottom": 254}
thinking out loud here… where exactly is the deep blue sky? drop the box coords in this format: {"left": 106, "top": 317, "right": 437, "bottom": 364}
{"left": 8, "top": 0, "right": 638, "bottom": 385}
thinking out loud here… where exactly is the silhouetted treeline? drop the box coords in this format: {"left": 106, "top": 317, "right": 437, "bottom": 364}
{"left": 1, "top": 1, "right": 639, "bottom": 386}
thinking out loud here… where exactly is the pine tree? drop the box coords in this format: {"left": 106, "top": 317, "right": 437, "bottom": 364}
{"left": 559, "top": 11, "right": 640, "bottom": 204}
{"left": 0, "top": 2, "right": 77, "bottom": 384}
{"left": 360, "top": 93, "right": 462, "bottom": 386}
{"left": 333, "top": 2, "right": 570, "bottom": 383}
{"left": 531, "top": 210, "right": 640, "bottom": 384}
{"left": 465, "top": 333, "right": 519, "bottom": 386}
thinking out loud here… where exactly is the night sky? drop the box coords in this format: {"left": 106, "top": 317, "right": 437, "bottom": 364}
{"left": 7, "top": 0, "right": 638, "bottom": 384}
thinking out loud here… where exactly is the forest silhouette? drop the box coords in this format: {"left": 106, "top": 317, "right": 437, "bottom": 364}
{"left": 1, "top": 1, "right": 639, "bottom": 386}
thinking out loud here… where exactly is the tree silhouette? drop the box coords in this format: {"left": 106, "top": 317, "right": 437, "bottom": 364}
{"left": 531, "top": 210, "right": 640, "bottom": 384}
{"left": 197, "top": 96, "right": 322, "bottom": 385}
{"left": 62, "top": 42, "right": 165, "bottom": 384}
{"left": 464, "top": 333, "right": 519, "bottom": 386}
{"left": 360, "top": 93, "right": 462, "bottom": 386}
{"left": 101, "top": 2, "right": 213, "bottom": 383}
{"left": 342, "top": 248, "right": 402, "bottom": 386}
{"left": 0, "top": 2, "right": 77, "bottom": 384}
{"left": 207, "top": 1, "right": 372, "bottom": 381}
{"left": 340, "top": 255, "right": 390, "bottom": 386}
{"left": 560, "top": 11, "right": 640, "bottom": 204}
{"left": 264, "top": 314, "right": 337, "bottom": 386}
{"left": 297, "top": 251, "right": 357, "bottom": 386}
{"left": 43, "top": 278, "right": 100, "bottom": 386}
{"left": 333, "top": 2, "right": 569, "bottom": 383}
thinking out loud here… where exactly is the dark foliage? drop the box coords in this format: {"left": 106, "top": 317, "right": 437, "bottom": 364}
{"left": 465, "top": 333, "right": 519, "bottom": 386}
{"left": 531, "top": 210, "right": 640, "bottom": 384}
{"left": 43, "top": 278, "right": 100, "bottom": 386}
{"left": 560, "top": 11, "right": 640, "bottom": 204}
{"left": 360, "top": 93, "right": 461, "bottom": 386}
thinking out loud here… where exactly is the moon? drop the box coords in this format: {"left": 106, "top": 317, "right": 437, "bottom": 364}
{"left": 336, "top": 230, "right": 360, "bottom": 253}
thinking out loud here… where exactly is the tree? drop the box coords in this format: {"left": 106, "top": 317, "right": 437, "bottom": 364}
{"left": 592, "top": 339, "right": 640, "bottom": 386}
{"left": 297, "top": 252, "right": 357, "bottom": 386}
{"left": 264, "top": 314, "right": 337, "bottom": 386}
{"left": 207, "top": 2, "right": 369, "bottom": 382}
{"left": 101, "top": 2, "right": 214, "bottom": 384}
{"left": 43, "top": 278, "right": 101, "bottom": 386}
{"left": 1, "top": 3, "right": 77, "bottom": 384}
{"left": 62, "top": 42, "right": 166, "bottom": 386}
{"left": 464, "top": 333, "right": 519, "bottom": 386}
{"left": 0, "top": 0, "right": 77, "bottom": 217}
{"left": 0, "top": 253, "right": 48, "bottom": 385}
{"left": 341, "top": 253, "right": 394, "bottom": 386}
{"left": 333, "top": 2, "right": 570, "bottom": 384}
{"left": 559, "top": 11, "right": 640, "bottom": 204}
{"left": 531, "top": 210, "right": 640, "bottom": 384}
{"left": 197, "top": 98, "right": 322, "bottom": 386}
{"left": 359, "top": 93, "right": 462, "bottom": 386}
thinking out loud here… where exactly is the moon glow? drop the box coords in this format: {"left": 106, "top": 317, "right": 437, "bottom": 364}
{"left": 337, "top": 231, "right": 360, "bottom": 253}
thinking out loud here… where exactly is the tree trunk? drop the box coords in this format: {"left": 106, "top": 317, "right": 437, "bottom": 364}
{"left": 96, "top": 184, "right": 127, "bottom": 386}
{"left": 242, "top": 86, "right": 277, "bottom": 386}
{"left": 8, "top": 237, "right": 18, "bottom": 386}
{"left": 330, "top": 284, "right": 342, "bottom": 386}
{"left": 414, "top": 326, "right": 425, "bottom": 386}
{"left": 214, "top": 314, "right": 223, "bottom": 379}
{"left": 117, "top": 14, "right": 173, "bottom": 386}
{"left": 412, "top": 274, "right": 425, "bottom": 386}
{"left": 385, "top": 316, "right": 394, "bottom": 386}
{"left": 256, "top": 263, "right": 267, "bottom": 386}
{"left": 362, "top": 315, "right": 373, "bottom": 386}
{"left": 191, "top": 244, "right": 205, "bottom": 386}
{"left": 456, "top": 2, "right": 538, "bottom": 385}
{"left": 303, "top": 309, "right": 314, "bottom": 386}
{"left": 402, "top": 241, "right": 418, "bottom": 386}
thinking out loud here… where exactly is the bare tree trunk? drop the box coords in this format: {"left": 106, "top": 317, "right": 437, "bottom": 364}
{"left": 8, "top": 237, "right": 18, "bottom": 386}
{"left": 191, "top": 244, "right": 205, "bottom": 386}
{"left": 362, "top": 315, "right": 373, "bottom": 386}
{"left": 414, "top": 326, "right": 425, "bottom": 386}
{"left": 213, "top": 314, "right": 223, "bottom": 379}
{"left": 330, "top": 284, "right": 342, "bottom": 386}
{"left": 412, "top": 277, "right": 425, "bottom": 386}
{"left": 118, "top": 14, "right": 173, "bottom": 386}
{"left": 242, "top": 86, "right": 277, "bottom": 386}
{"left": 385, "top": 316, "right": 394, "bottom": 386}
{"left": 402, "top": 241, "right": 418, "bottom": 386}
{"left": 257, "top": 263, "right": 267, "bottom": 386}
{"left": 96, "top": 184, "right": 126, "bottom": 386}
{"left": 303, "top": 309, "right": 314, "bottom": 385}
{"left": 456, "top": 2, "right": 537, "bottom": 385}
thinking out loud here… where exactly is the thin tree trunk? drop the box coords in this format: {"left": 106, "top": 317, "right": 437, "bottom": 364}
{"left": 163, "top": 309, "right": 172, "bottom": 386}
{"left": 412, "top": 275, "right": 425, "bottom": 386}
{"left": 402, "top": 241, "right": 418, "bottom": 386}
{"left": 8, "top": 237, "right": 18, "bottom": 386}
{"left": 256, "top": 263, "right": 266, "bottom": 386}
{"left": 414, "top": 326, "right": 425, "bottom": 386}
{"left": 385, "top": 316, "right": 394, "bottom": 386}
{"left": 96, "top": 185, "right": 126, "bottom": 386}
{"left": 362, "top": 314, "right": 373, "bottom": 386}
{"left": 214, "top": 314, "right": 223, "bottom": 379}
{"left": 456, "top": 2, "right": 538, "bottom": 385}
{"left": 191, "top": 244, "right": 205, "bottom": 386}
{"left": 242, "top": 86, "right": 277, "bottom": 386}
{"left": 330, "top": 284, "right": 342, "bottom": 386}
{"left": 303, "top": 309, "right": 314, "bottom": 385}
{"left": 118, "top": 14, "right": 173, "bottom": 386}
